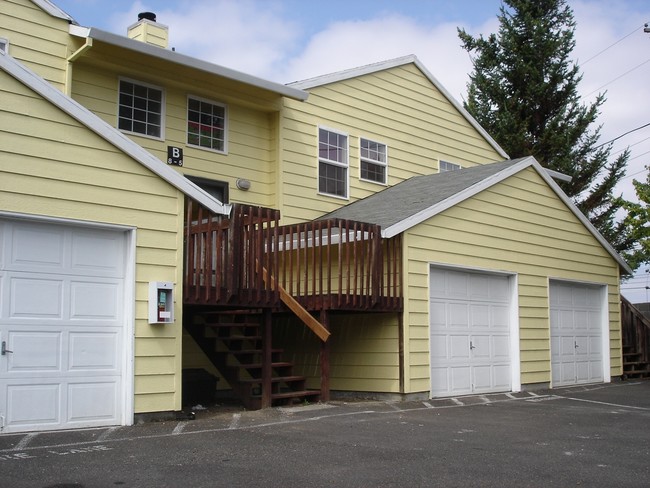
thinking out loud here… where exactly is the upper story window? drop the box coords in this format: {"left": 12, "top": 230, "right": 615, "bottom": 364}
{"left": 440, "top": 160, "right": 461, "bottom": 172}
{"left": 360, "top": 138, "right": 387, "bottom": 185}
{"left": 0, "top": 38, "right": 8, "bottom": 54}
{"left": 118, "top": 78, "right": 163, "bottom": 138}
{"left": 318, "top": 127, "right": 348, "bottom": 199}
{"left": 187, "top": 96, "right": 227, "bottom": 153}
{"left": 186, "top": 175, "right": 229, "bottom": 203}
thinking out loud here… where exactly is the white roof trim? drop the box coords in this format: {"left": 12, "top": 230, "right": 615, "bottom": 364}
{"left": 70, "top": 27, "right": 308, "bottom": 102}
{"left": 382, "top": 155, "right": 631, "bottom": 274}
{"left": 290, "top": 55, "right": 509, "bottom": 160}
{"left": 0, "top": 51, "right": 231, "bottom": 215}
{"left": 30, "top": 0, "right": 76, "bottom": 23}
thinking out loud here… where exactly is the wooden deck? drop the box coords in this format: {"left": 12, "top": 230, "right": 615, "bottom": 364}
{"left": 183, "top": 201, "right": 403, "bottom": 313}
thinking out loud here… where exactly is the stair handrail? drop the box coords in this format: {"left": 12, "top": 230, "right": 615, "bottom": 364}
{"left": 621, "top": 295, "right": 650, "bottom": 364}
{"left": 257, "top": 260, "right": 330, "bottom": 342}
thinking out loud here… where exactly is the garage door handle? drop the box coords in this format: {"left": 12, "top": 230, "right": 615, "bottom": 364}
{"left": 470, "top": 341, "right": 476, "bottom": 350}
{"left": 1, "top": 341, "right": 12, "bottom": 355}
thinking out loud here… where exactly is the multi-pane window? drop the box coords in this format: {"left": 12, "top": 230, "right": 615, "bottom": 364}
{"left": 187, "top": 96, "right": 227, "bottom": 153}
{"left": 318, "top": 127, "right": 348, "bottom": 198}
{"left": 360, "top": 138, "right": 387, "bottom": 184}
{"left": 440, "top": 160, "right": 461, "bottom": 172}
{"left": 118, "top": 79, "right": 163, "bottom": 138}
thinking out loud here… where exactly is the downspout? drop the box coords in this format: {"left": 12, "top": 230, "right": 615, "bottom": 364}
{"left": 65, "top": 38, "right": 93, "bottom": 96}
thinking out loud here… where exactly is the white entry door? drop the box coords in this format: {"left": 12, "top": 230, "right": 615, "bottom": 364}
{"left": 550, "top": 281, "right": 605, "bottom": 387}
{"left": 429, "top": 267, "right": 512, "bottom": 397}
{"left": 0, "top": 219, "right": 127, "bottom": 433}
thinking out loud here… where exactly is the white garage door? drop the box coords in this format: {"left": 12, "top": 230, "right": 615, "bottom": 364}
{"left": 429, "top": 267, "right": 512, "bottom": 397}
{"left": 550, "top": 281, "right": 604, "bottom": 387}
{"left": 0, "top": 219, "right": 127, "bottom": 433}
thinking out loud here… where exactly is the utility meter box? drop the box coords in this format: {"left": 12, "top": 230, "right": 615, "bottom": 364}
{"left": 149, "top": 282, "right": 174, "bottom": 324}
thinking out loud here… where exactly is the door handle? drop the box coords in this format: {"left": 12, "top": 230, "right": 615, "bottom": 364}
{"left": 1, "top": 341, "right": 13, "bottom": 355}
{"left": 470, "top": 341, "right": 476, "bottom": 350}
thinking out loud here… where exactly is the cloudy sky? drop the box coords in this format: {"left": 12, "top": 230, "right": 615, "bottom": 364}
{"left": 53, "top": 0, "right": 650, "bottom": 300}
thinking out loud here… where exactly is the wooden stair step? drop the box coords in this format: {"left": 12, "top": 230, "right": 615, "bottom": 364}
{"left": 239, "top": 361, "right": 293, "bottom": 370}
{"left": 271, "top": 390, "right": 321, "bottom": 400}
{"left": 230, "top": 348, "right": 283, "bottom": 355}
{"left": 240, "top": 375, "right": 307, "bottom": 384}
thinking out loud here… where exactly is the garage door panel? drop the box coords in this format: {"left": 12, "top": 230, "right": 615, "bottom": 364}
{"left": 0, "top": 219, "right": 127, "bottom": 433}
{"left": 430, "top": 267, "right": 513, "bottom": 397}
{"left": 70, "top": 231, "right": 124, "bottom": 277}
{"left": 450, "top": 367, "right": 471, "bottom": 393}
{"left": 70, "top": 281, "right": 121, "bottom": 321}
{"left": 8, "top": 331, "right": 62, "bottom": 372}
{"left": 10, "top": 277, "right": 63, "bottom": 318}
{"left": 490, "top": 305, "right": 510, "bottom": 330}
{"left": 430, "top": 368, "right": 449, "bottom": 396}
{"left": 10, "top": 225, "right": 65, "bottom": 271}
{"left": 69, "top": 332, "right": 119, "bottom": 371}
{"left": 492, "top": 335, "right": 510, "bottom": 359}
{"left": 449, "top": 303, "right": 469, "bottom": 327}
{"left": 430, "top": 334, "right": 448, "bottom": 360}
{"left": 6, "top": 383, "right": 61, "bottom": 427}
{"left": 68, "top": 381, "right": 118, "bottom": 422}
{"left": 450, "top": 335, "right": 470, "bottom": 360}
{"left": 550, "top": 281, "right": 604, "bottom": 387}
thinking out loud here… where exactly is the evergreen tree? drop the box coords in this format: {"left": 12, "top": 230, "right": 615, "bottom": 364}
{"left": 618, "top": 168, "right": 650, "bottom": 271}
{"left": 458, "top": 0, "right": 632, "bottom": 255}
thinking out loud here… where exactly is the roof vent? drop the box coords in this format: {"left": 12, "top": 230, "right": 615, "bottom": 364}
{"left": 127, "top": 12, "right": 168, "bottom": 49}
{"left": 138, "top": 12, "right": 157, "bottom": 22}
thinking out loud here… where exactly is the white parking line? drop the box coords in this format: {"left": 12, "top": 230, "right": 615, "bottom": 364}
{"left": 12, "top": 433, "right": 37, "bottom": 451}
{"left": 228, "top": 413, "right": 241, "bottom": 430}
{"left": 562, "top": 396, "right": 650, "bottom": 411}
{"left": 172, "top": 422, "right": 187, "bottom": 435}
{"left": 96, "top": 427, "right": 119, "bottom": 442}
{"left": 451, "top": 398, "right": 464, "bottom": 406}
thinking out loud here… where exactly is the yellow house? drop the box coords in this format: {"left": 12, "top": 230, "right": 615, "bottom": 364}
{"left": 0, "top": 0, "right": 631, "bottom": 434}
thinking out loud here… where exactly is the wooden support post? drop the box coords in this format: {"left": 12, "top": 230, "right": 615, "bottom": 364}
{"left": 398, "top": 312, "right": 405, "bottom": 395}
{"left": 261, "top": 308, "right": 273, "bottom": 409}
{"left": 320, "top": 309, "right": 331, "bottom": 402}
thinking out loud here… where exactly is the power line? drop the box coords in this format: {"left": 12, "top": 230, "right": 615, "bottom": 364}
{"left": 585, "top": 57, "right": 650, "bottom": 97}
{"left": 612, "top": 136, "right": 650, "bottom": 156}
{"left": 580, "top": 24, "right": 644, "bottom": 66}
{"left": 594, "top": 122, "right": 650, "bottom": 149}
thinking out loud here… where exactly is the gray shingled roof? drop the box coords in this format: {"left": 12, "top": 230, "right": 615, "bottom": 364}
{"left": 321, "top": 159, "right": 526, "bottom": 229}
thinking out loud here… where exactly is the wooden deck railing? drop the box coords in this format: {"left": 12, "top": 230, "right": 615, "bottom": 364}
{"left": 621, "top": 295, "right": 650, "bottom": 364}
{"left": 184, "top": 201, "right": 402, "bottom": 312}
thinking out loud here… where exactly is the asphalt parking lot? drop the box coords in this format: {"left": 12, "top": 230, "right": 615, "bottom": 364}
{"left": 0, "top": 381, "right": 648, "bottom": 488}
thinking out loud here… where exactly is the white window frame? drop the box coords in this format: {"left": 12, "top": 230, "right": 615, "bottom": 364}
{"left": 117, "top": 77, "right": 165, "bottom": 140}
{"left": 439, "top": 160, "right": 461, "bottom": 172}
{"left": 359, "top": 137, "right": 388, "bottom": 185}
{"left": 186, "top": 95, "right": 228, "bottom": 154}
{"left": 0, "top": 37, "right": 8, "bottom": 54}
{"left": 318, "top": 126, "right": 349, "bottom": 200}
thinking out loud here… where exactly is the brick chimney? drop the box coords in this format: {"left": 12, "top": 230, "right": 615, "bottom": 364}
{"left": 127, "top": 12, "right": 169, "bottom": 49}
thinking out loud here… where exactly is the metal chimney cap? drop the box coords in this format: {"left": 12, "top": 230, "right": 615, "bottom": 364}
{"left": 138, "top": 12, "right": 157, "bottom": 22}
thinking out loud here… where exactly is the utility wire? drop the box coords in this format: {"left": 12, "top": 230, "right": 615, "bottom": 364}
{"left": 579, "top": 24, "right": 645, "bottom": 66}
{"left": 594, "top": 122, "right": 650, "bottom": 149}
{"left": 585, "top": 57, "right": 650, "bottom": 97}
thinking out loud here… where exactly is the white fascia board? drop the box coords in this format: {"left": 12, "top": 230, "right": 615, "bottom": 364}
{"left": 383, "top": 155, "right": 632, "bottom": 274}
{"left": 72, "top": 28, "right": 308, "bottom": 102}
{"left": 545, "top": 168, "right": 572, "bottom": 182}
{"left": 30, "top": 0, "right": 76, "bottom": 23}
{"left": 382, "top": 157, "right": 536, "bottom": 239}
{"left": 0, "top": 51, "right": 230, "bottom": 216}
{"left": 290, "top": 54, "right": 509, "bottom": 161}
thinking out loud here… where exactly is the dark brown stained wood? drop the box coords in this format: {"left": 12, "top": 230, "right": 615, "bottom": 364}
{"left": 261, "top": 308, "right": 272, "bottom": 408}
{"left": 320, "top": 309, "right": 331, "bottom": 401}
{"left": 184, "top": 201, "right": 402, "bottom": 313}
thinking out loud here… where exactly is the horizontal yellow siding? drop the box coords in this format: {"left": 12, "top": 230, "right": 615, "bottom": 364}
{"left": 69, "top": 52, "right": 280, "bottom": 208}
{"left": 279, "top": 63, "right": 504, "bottom": 223}
{"left": 402, "top": 167, "right": 621, "bottom": 393}
{"left": 2, "top": 0, "right": 72, "bottom": 89}
{"left": 1, "top": 68, "right": 186, "bottom": 414}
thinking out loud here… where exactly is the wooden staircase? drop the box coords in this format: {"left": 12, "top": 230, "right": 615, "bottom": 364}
{"left": 622, "top": 345, "right": 650, "bottom": 379}
{"left": 186, "top": 310, "right": 320, "bottom": 409}
{"left": 621, "top": 296, "right": 650, "bottom": 380}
